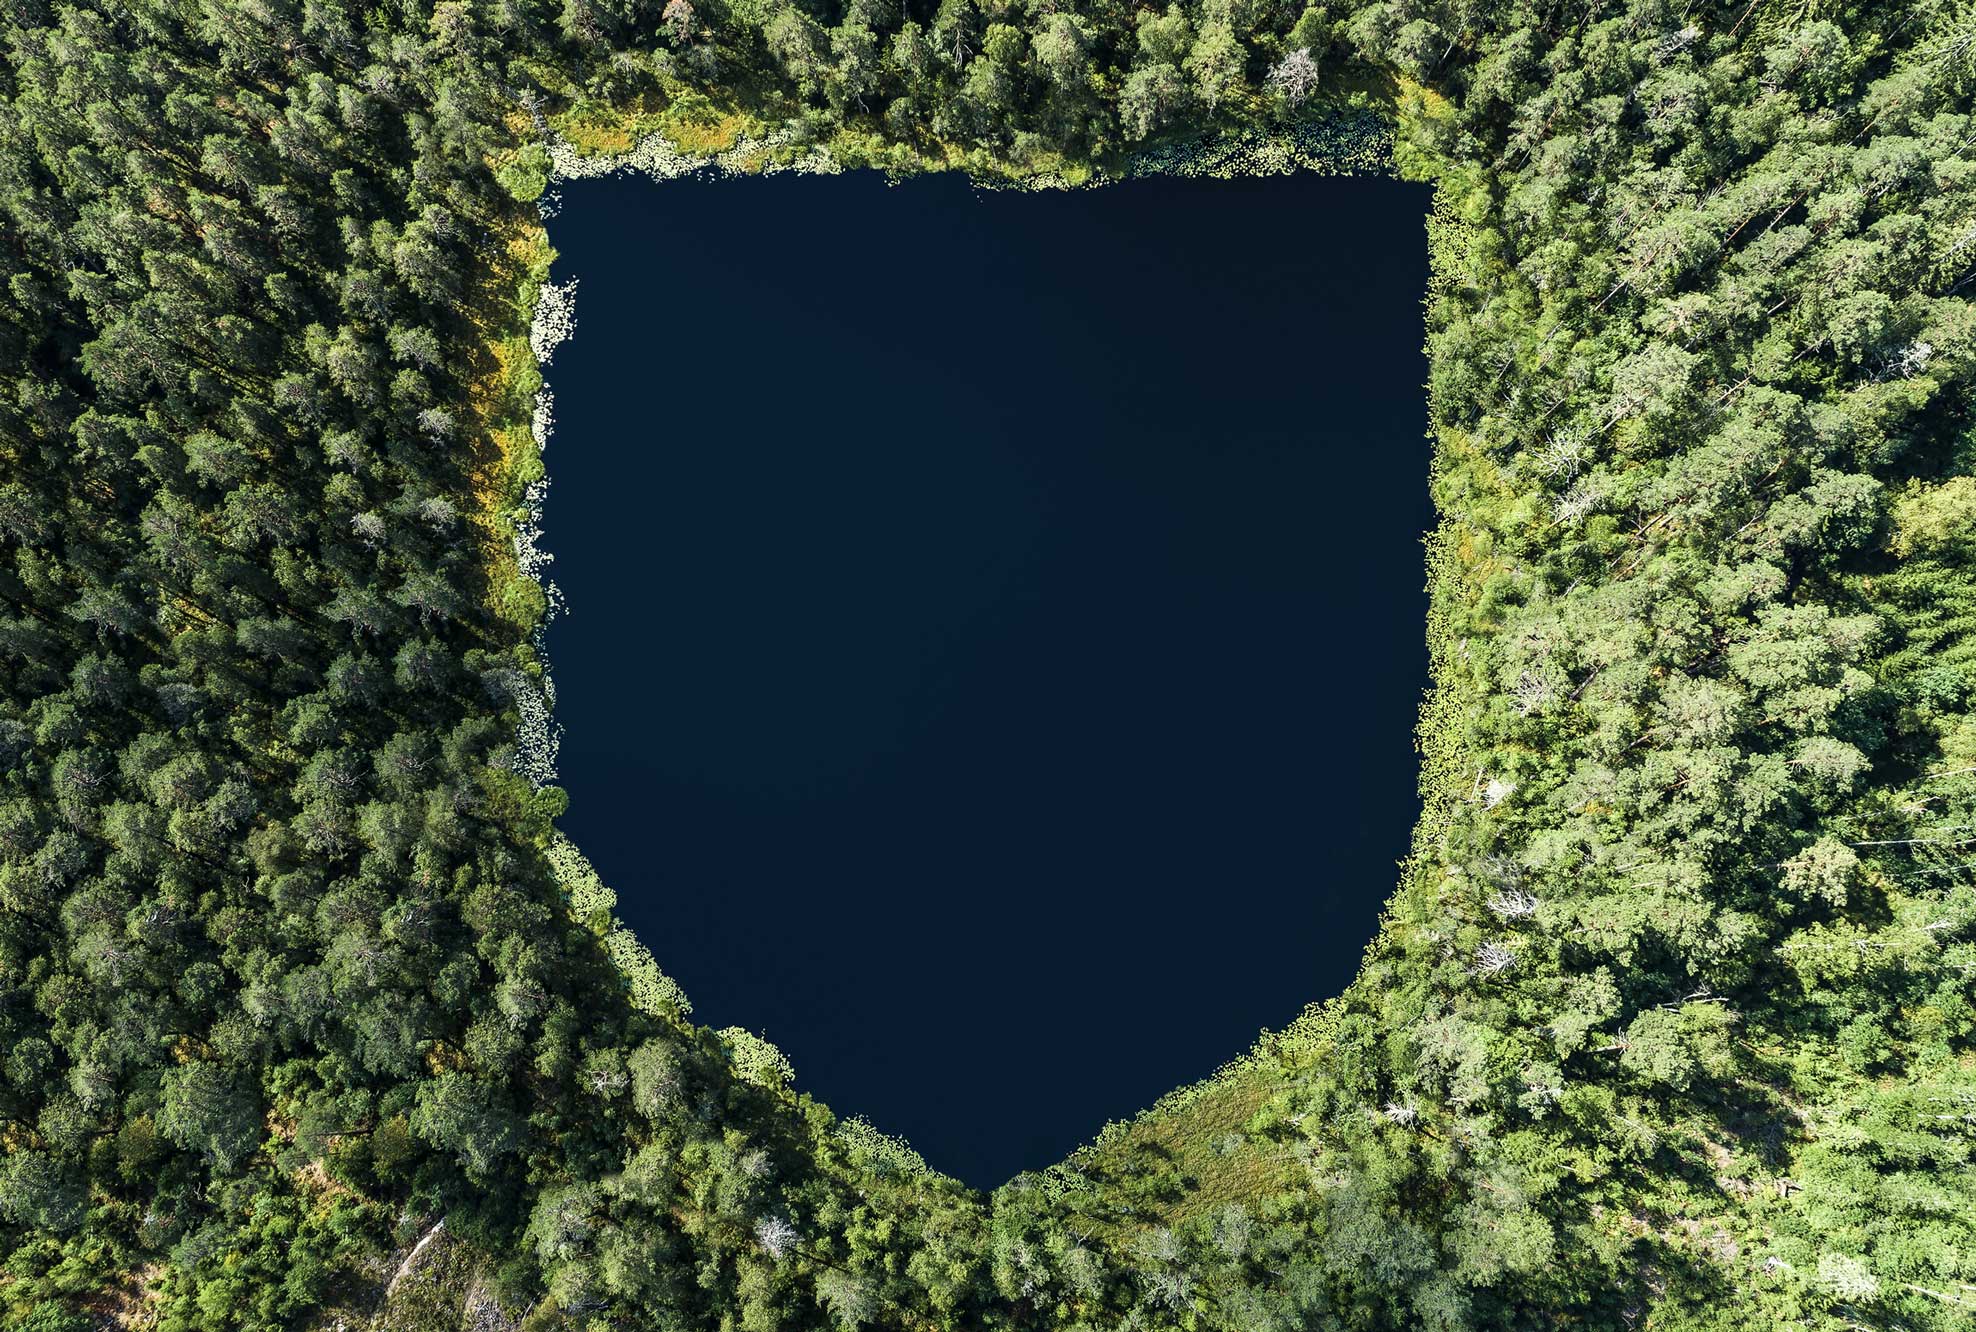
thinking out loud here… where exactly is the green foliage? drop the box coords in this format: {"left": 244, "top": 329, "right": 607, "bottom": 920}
{"left": 3, "top": 0, "right": 1975, "bottom": 1330}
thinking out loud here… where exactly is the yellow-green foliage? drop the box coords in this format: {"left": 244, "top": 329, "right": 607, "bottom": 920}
{"left": 544, "top": 835, "right": 694, "bottom": 1019}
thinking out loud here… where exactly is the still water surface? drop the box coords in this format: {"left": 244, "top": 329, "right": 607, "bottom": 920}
{"left": 545, "top": 168, "right": 1430, "bottom": 1188}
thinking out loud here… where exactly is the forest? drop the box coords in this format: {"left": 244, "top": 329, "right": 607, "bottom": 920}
{"left": 1, "top": 1, "right": 1973, "bottom": 1331}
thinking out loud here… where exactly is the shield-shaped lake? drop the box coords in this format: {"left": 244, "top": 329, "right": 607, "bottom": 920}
{"left": 543, "top": 166, "right": 1431, "bottom": 1188}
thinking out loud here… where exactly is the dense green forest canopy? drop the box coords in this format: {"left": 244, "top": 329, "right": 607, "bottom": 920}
{"left": 2, "top": 1, "right": 1974, "bottom": 1330}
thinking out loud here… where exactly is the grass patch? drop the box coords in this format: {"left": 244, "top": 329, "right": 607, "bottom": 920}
{"left": 1083, "top": 1062, "right": 1304, "bottom": 1231}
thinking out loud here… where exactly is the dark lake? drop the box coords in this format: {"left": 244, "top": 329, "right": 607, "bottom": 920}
{"left": 544, "top": 166, "right": 1431, "bottom": 1189}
